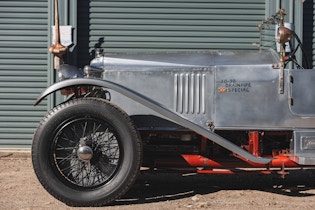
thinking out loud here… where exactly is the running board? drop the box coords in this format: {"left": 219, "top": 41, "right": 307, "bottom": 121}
{"left": 35, "top": 78, "right": 272, "bottom": 165}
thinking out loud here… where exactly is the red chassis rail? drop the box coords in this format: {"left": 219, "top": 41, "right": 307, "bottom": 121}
{"left": 144, "top": 131, "right": 305, "bottom": 178}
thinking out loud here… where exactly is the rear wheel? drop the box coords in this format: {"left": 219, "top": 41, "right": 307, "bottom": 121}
{"left": 32, "top": 98, "right": 142, "bottom": 206}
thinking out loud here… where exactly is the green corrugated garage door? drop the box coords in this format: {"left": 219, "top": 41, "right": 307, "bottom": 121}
{"left": 77, "top": 0, "right": 266, "bottom": 67}
{"left": 0, "top": 1, "right": 49, "bottom": 148}
{"left": 303, "top": 0, "right": 314, "bottom": 68}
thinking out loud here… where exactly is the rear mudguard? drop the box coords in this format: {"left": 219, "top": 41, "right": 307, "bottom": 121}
{"left": 35, "top": 78, "right": 271, "bottom": 164}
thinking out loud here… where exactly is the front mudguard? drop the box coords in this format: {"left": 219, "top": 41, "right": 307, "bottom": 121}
{"left": 35, "top": 78, "right": 272, "bottom": 165}
{"left": 34, "top": 78, "right": 111, "bottom": 106}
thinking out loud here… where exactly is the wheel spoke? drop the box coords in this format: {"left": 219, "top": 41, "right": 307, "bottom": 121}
{"left": 81, "top": 121, "right": 88, "bottom": 138}
{"left": 55, "top": 146, "right": 76, "bottom": 151}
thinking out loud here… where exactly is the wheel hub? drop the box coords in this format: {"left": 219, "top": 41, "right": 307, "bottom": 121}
{"left": 77, "top": 145, "right": 93, "bottom": 161}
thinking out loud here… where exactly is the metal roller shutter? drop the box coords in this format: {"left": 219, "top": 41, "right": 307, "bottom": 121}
{"left": 77, "top": 0, "right": 265, "bottom": 67}
{"left": 0, "top": 0, "right": 49, "bottom": 148}
{"left": 303, "top": 0, "right": 314, "bottom": 68}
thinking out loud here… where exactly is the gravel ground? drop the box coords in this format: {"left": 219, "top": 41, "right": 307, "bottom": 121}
{"left": 1, "top": 150, "right": 315, "bottom": 210}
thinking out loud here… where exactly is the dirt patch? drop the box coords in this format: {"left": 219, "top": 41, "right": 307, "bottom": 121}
{"left": 1, "top": 150, "right": 315, "bottom": 210}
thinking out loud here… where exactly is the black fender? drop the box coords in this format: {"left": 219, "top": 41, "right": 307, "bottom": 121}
{"left": 35, "top": 78, "right": 272, "bottom": 165}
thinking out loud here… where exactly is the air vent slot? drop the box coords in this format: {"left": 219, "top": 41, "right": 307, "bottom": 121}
{"left": 174, "top": 73, "right": 206, "bottom": 114}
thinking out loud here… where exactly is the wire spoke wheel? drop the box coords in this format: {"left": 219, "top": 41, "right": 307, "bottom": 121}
{"left": 53, "top": 117, "right": 120, "bottom": 188}
{"left": 32, "top": 98, "right": 142, "bottom": 207}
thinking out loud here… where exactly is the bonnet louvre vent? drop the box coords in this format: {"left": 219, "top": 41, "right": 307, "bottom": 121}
{"left": 174, "top": 73, "right": 206, "bottom": 114}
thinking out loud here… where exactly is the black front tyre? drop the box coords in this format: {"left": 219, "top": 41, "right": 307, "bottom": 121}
{"left": 32, "top": 98, "right": 142, "bottom": 207}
